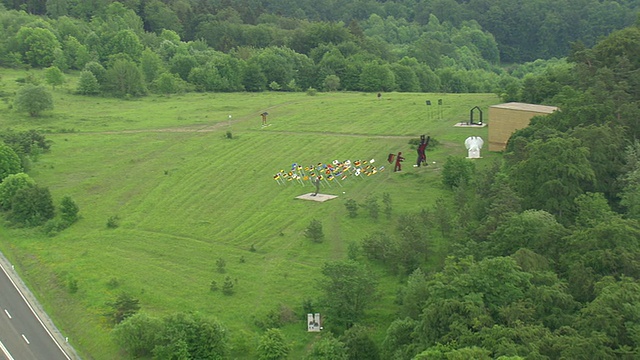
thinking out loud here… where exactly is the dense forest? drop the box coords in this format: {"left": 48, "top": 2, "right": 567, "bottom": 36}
{"left": 0, "top": 0, "right": 638, "bottom": 97}
{"left": 2, "top": 0, "right": 640, "bottom": 358}
{"left": 372, "top": 20, "right": 640, "bottom": 356}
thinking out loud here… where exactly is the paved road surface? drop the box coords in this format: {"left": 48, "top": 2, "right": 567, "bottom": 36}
{"left": 0, "top": 258, "right": 77, "bottom": 360}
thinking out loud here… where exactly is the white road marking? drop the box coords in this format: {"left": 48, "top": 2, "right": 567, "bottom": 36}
{"left": 0, "top": 340, "right": 15, "bottom": 360}
{"left": 0, "top": 263, "right": 70, "bottom": 359}
{"left": 3, "top": 309, "right": 11, "bottom": 319}
{"left": 21, "top": 334, "right": 30, "bottom": 345}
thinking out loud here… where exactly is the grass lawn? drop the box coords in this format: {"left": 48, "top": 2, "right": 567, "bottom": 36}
{"left": 0, "top": 68, "right": 500, "bottom": 359}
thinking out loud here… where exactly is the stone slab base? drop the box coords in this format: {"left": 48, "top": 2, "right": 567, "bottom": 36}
{"left": 296, "top": 193, "right": 338, "bottom": 202}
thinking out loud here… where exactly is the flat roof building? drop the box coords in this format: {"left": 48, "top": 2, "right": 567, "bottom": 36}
{"left": 488, "top": 102, "right": 558, "bottom": 151}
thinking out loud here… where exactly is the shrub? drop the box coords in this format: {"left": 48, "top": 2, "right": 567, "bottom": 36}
{"left": 304, "top": 219, "right": 324, "bottom": 243}
{"left": 106, "top": 292, "right": 141, "bottom": 325}
{"left": 383, "top": 192, "right": 392, "bottom": 219}
{"left": 255, "top": 304, "right": 297, "bottom": 330}
{"left": 67, "top": 278, "right": 78, "bottom": 294}
{"left": 8, "top": 186, "right": 55, "bottom": 226}
{"left": 0, "top": 143, "right": 22, "bottom": 182}
{"left": 222, "top": 276, "right": 235, "bottom": 295}
{"left": 323, "top": 75, "right": 340, "bottom": 91}
{"left": 216, "top": 258, "right": 226, "bottom": 273}
{"left": 107, "top": 215, "right": 120, "bottom": 228}
{"left": 14, "top": 84, "right": 53, "bottom": 116}
{"left": 76, "top": 70, "right": 100, "bottom": 95}
{"left": 60, "top": 195, "right": 80, "bottom": 224}
{"left": 441, "top": 156, "right": 475, "bottom": 188}
{"left": 345, "top": 199, "right": 358, "bottom": 218}
{"left": 106, "top": 278, "right": 121, "bottom": 289}
{"left": 43, "top": 218, "right": 70, "bottom": 236}
{"left": 363, "top": 196, "right": 380, "bottom": 221}
{"left": 0, "top": 172, "right": 34, "bottom": 210}
{"left": 257, "top": 328, "right": 290, "bottom": 360}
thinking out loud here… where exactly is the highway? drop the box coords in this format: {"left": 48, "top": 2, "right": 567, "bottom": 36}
{"left": 0, "top": 261, "right": 72, "bottom": 360}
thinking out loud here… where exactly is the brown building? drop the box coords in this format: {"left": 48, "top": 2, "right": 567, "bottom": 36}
{"left": 488, "top": 102, "right": 558, "bottom": 151}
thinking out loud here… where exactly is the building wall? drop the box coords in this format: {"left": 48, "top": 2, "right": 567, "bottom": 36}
{"left": 488, "top": 105, "right": 556, "bottom": 151}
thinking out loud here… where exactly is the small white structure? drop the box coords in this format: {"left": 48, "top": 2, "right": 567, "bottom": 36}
{"left": 465, "top": 136, "right": 484, "bottom": 159}
{"left": 307, "top": 313, "right": 322, "bottom": 332}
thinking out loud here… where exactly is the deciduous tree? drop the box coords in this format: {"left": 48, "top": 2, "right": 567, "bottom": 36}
{"left": 15, "top": 27, "right": 60, "bottom": 67}
{"left": 508, "top": 137, "right": 595, "bottom": 223}
{"left": 0, "top": 144, "right": 22, "bottom": 182}
{"left": 320, "top": 260, "right": 377, "bottom": 329}
{"left": 341, "top": 324, "right": 380, "bottom": 360}
{"left": 359, "top": 63, "right": 395, "bottom": 92}
{"left": 441, "top": 156, "right": 475, "bottom": 189}
{"left": 304, "top": 219, "right": 324, "bottom": 243}
{"left": 105, "top": 58, "right": 146, "bottom": 97}
{"left": 257, "top": 328, "right": 290, "bottom": 360}
{"left": 14, "top": 84, "right": 54, "bottom": 116}
{"left": 9, "top": 185, "right": 55, "bottom": 226}
{"left": 305, "top": 334, "right": 348, "bottom": 360}
{"left": 154, "top": 312, "right": 228, "bottom": 359}
{"left": 59, "top": 195, "right": 80, "bottom": 224}
{"left": 112, "top": 312, "right": 162, "bottom": 358}
{"left": 76, "top": 70, "right": 100, "bottom": 95}
{"left": 44, "top": 65, "right": 65, "bottom": 89}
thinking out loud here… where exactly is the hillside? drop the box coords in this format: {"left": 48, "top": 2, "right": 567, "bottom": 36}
{"left": 0, "top": 67, "right": 500, "bottom": 358}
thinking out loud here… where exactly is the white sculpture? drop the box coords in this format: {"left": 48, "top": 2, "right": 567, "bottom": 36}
{"left": 465, "top": 136, "right": 484, "bottom": 159}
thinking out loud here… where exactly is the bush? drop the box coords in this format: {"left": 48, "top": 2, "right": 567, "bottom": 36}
{"left": 0, "top": 172, "right": 34, "bottom": 210}
{"left": 68, "top": 278, "right": 78, "bottom": 294}
{"left": 112, "top": 313, "right": 162, "bottom": 358}
{"left": 362, "top": 196, "right": 379, "bottom": 221}
{"left": 106, "top": 292, "right": 141, "bottom": 325}
{"left": 76, "top": 70, "right": 100, "bottom": 95}
{"left": 222, "top": 276, "right": 235, "bottom": 295}
{"left": 14, "top": 84, "right": 53, "bottom": 116}
{"left": 216, "top": 258, "right": 226, "bottom": 273}
{"left": 60, "top": 195, "right": 80, "bottom": 224}
{"left": 304, "top": 219, "right": 324, "bottom": 243}
{"left": 106, "top": 277, "right": 121, "bottom": 289}
{"left": 8, "top": 186, "right": 55, "bottom": 226}
{"left": 43, "top": 218, "right": 70, "bottom": 236}
{"left": 383, "top": 192, "right": 392, "bottom": 219}
{"left": 107, "top": 215, "right": 120, "bottom": 228}
{"left": 0, "top": 129, "right": 50, "bottom": 157}
{"left": 0, "top": 143, "right": 22, "bottom": 182}
{"left": 361, "top": 231, "right": 397, "bottom": 263}
{"left": 306, "top": 87, "right": 317, "bottom": 96}
{"left": 255, "top": 304, "right": 297, "bottom": 330}
{"left": 441, "top": 156, "right": 475, "bottom": 188}
{"left": 257, "top": 328, "right": 290, "bottom": 360}
{"left": 323, "top": 75, "right": 340, "bottom": 91}
{"left": 345, "top": 199, "right": 358, "bottom": 218}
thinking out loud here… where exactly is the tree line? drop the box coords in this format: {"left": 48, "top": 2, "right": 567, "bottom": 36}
{"left": 2, "top": 0, "right": 637, "bottom": 63}
{"left": 0, "top": 1, "right": 636, "bottom": 100}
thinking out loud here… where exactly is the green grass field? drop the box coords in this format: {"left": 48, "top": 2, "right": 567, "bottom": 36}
{"left": 0, "top": 68, "right": 499, "bottom": 359}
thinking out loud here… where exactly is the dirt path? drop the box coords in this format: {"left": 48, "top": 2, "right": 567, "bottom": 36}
{"left": 91, "top": 101, "right": 418, "bottom": 139}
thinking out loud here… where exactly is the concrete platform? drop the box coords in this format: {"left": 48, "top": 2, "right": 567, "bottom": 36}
{"left": 454, "top": 122, "right": 488, "bottom": 128}
{"left": 296, "top": 193, "right": 338, "bottom": 202}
